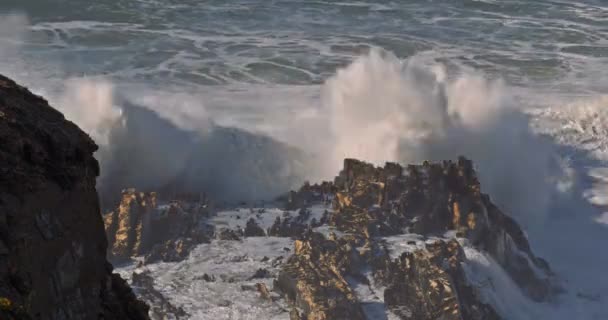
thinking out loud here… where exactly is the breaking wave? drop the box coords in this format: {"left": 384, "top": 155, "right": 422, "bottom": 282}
{"left": 323, "top": 49, "right": 568, "bottom": 226}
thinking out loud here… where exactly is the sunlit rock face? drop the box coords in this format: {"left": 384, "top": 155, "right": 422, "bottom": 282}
{"left": 0, "top": 74, "right": 149, "bottom": 320}
{"left": 103, "top": 189, "right": 212, "bottom": 264}
{"left": 106, "top": 156, "right": 557, "bottom": 319}
{"left": 273, "top": 158, "right": 557, "bottom": 320}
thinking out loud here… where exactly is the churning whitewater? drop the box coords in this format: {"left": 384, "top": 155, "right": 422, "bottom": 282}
{"left": 0, "top": 0, "right": 607, "bottom": 319}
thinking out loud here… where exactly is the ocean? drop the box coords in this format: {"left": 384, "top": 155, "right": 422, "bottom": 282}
{"left": 1, "top": 1, "right": 607, "bottom": 319}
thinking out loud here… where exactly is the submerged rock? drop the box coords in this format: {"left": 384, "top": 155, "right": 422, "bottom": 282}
{"left": 0, "top": 74, "right": 149, "bottom": 319}
{"left": 244, "top": 218, "right": 266, "bottom": 237}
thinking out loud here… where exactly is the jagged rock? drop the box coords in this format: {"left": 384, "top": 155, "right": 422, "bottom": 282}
{"left": 102, "top": 268, "right": 150, "bottom": 319}
{"left": 267, "top": 208, "right": 322, "bottom": 239}
{"left": 272, "top": 158, "right": 557, "bottom": 320}
{"left": 274, "top": 232, "right": 366, "bottom": 320}
{"left": 330, "top": 158, "right": 556, "bottom": 301}
{"left": 378, "top": 240, "right": 499, "bottom": 320}
{"left": 144, "top": 238, "right": 198, "bottom": 264}
{"left": 104, "top": 192, "right": 212, "bottom": 263}
{"left": 280, "top": 182, "right": 336, "bottom": 211}
{"left": 244, "top": 218, "right": 266, "bottom": 237}
{"left": 0, "top": 74, "right": 149, "bottom": 319}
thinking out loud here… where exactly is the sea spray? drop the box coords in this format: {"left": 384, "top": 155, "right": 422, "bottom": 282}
{"left": 322, "top": 49, "right": 567, "bottom": 227}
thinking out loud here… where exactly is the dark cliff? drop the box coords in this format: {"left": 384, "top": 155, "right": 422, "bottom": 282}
{"left": 0, "top": 74, "right": 149, "bottom": 320}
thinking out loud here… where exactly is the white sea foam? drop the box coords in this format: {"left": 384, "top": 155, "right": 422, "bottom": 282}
{"left": 118, "top": 237, "right": 294, "bottom": 320}
{"left": 462, "top": 244, "right": 607, "bottom": 320}
{"left": 320, "top": 49, "right": 565, "bottom": 228}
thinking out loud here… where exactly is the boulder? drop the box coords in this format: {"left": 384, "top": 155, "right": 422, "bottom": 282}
{"left": 244, "top": 218, "right": 266, "bottom": 237}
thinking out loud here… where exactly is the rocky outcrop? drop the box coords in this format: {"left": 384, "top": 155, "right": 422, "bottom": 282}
{"left": 104, "top": 190, "right": 212, "bottom": 264}
{"left": 376, "top": 240, "right": 499, "bottom": 320}
{"left": 273, "top": 158, "right": 557, "bottom": 319}
{"left": 104, "top": 190, "right": 158, "bottom": 261}
{"left": 331, "top": 158, "right": 555, "bottom": 301}
{"left": 0, "top": 74, "right": 149, "bottom": 319}
{"left": 274, "top": 232, "right": 366, "bottom": 320}
{"left": 244, "top": 218, "right": 266, "bottom": 237}
{"left": 279, "top": 182, "right": 336, "bottom": 211}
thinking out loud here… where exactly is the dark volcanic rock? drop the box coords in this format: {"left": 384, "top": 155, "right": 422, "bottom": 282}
{"left": 0, "top": 74, "right": 149, "bottom": 319}
{"left": 104, "top": 190, "right": 159, "bottom": 262}
{"left": 279, "top": 182, "right": 336, "bottom": 211}
{"left": 244, "top": 218, "right": 266, "bottom": 237}
{"left": 267, "top": 208, "right": 327, "bottom": 239}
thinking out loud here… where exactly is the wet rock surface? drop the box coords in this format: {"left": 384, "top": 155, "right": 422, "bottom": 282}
{"left": 378, "top": 240, "right": 500, "bottom": 320}
{"left": 272, "top": 158, "right": 557, "bottom": 319}
{"left": 104, "top": 157, "right": 559, "bottom": 320}
{"left": 333, "top": 158, "right": 556, "bottom": 300}
{"left": 274, "top": 232, "right": 367, "bottom": 320}
{"left": 99, "top": 138, "right": 558, "bottom": 319}
{"left": 104, "top": 190, "right": 212, "bottom": 264}
{"left": 0, "top": 74, "right": 149, "bottom": 320}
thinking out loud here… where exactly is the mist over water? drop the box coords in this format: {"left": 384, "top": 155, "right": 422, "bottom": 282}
{"left": 323, "top": 49, "right": 564, "bottom": 226}
{"left": 42, "top": 48, "right": 566, "bottom": 227}
{"left": 0, "top": 9, "right": 594, "bottom": 224}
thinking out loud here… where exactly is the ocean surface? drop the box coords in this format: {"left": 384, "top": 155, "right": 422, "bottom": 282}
{"left": 0, "top": 1, "right": 606, "bottom": 132}
{"left": 1, "top": 1, "right": 608, "bottom": 319}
